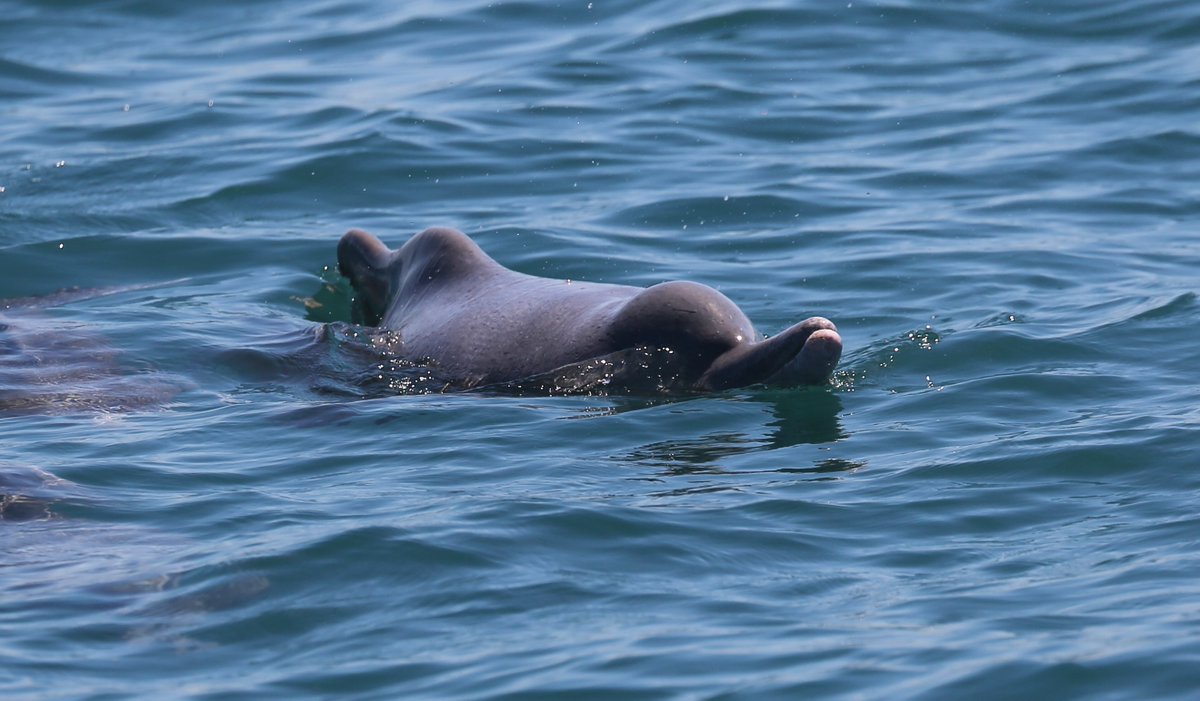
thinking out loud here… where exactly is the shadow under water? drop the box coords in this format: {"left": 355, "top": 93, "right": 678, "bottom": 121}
{"left": 0, "top": 288, "right": 185, "bottom": 415}
{"left": 0, "top": 465, "right": 79, "bottom": 522}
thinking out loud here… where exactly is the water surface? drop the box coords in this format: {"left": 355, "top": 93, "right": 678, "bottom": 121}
{"left": 3, "top": 1, "right": 1199, "bottom": 699}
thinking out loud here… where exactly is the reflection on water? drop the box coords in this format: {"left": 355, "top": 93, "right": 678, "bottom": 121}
{"left": 623, "top": 390, "right": 853, "bottom": 475}
{"left": 762, "top": 389, "right": 847, "bottom": 448}
{"left": 629, "top": 431, "right": 764, "bottom": 471}
{"left": 778, "top": 457, "right": 866, "bottom": 475}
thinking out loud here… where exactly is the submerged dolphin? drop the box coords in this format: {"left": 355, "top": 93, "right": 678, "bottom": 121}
{"left": 337, "top": 227, "right": 842, "bottom": 392}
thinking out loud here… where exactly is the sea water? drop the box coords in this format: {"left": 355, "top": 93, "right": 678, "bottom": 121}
{"left": 2, "top": 1, "right": 1199, "bottom": 699}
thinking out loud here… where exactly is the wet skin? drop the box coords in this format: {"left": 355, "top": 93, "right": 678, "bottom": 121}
{"left": 337, "top": 227, "right": 842, "bottom": 391}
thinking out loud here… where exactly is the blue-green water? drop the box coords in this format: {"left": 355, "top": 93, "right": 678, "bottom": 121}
{"left": 3, "top": 1, "right": 1199, "bottom": 699}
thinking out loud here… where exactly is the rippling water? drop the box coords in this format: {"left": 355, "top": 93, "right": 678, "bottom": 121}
{"left": 3, "top": 1, "right": 1199, "bottom": 699}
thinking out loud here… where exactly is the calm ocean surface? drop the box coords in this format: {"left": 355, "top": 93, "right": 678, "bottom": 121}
{"left": 3, "top": 1, "right": 1199, "bottom": 699}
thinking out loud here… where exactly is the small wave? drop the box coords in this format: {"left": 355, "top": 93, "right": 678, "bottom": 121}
{"left": 0, "top": 56, "right": 98, "bottom": 98}
{"left": 1127, "top": 291, "right": 1197, "bottom": 322}
{"left": 608, "top": 194, "right": 853, "bottom": 230}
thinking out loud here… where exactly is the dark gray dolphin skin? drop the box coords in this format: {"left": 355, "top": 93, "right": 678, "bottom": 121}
{"left": 337, "top": 227, "right": 842, "bottom": 391}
